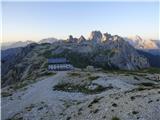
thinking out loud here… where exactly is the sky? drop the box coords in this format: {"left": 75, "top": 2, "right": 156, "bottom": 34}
{"left": 2, "top": 1, "right": 159, "bottom": 43}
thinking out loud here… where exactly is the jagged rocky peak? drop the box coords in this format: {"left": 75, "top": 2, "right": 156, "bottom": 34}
{"left": 68, "top": 35, "right": 78, "bottom": 43}
{"left": 112, "top": 35, "right": 121, "bottom": 41}
{"left": 79, "top": 35, "right": 86, "bottom": 41}
{"left": 135, "top": 35, "right": 143, "bottom": 41}
{"left": 78, "top": 35, "right": 86, "bottom": 43}
{"left": 103, "top": 32, "right": 112, "bottom": 41}
{"left": 89, "top": 31, "right": 103, "bottom": 43}
{"left": 68, "top": 35, "right": 73, "bottom": 41}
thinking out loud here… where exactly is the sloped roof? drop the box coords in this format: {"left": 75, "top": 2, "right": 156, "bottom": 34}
{"left": 48, "top": 58, "right": 69, "bottom": 64}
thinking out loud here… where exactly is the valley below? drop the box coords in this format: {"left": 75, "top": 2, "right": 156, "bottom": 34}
{"left": 2, "top": 70, "right": 160, "bottom": 120}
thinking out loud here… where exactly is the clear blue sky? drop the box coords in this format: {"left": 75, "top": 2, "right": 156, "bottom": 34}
{"left": 2, "top": 1, "right": 159, "bottom": 42}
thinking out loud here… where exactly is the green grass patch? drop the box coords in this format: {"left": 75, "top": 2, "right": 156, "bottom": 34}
{"left": 53, "top": 83, "right": 107, "bottom": 94}
{"left": 40, "top": 71, "right": 56, "bottom": 77}
{"left": 141, "top": 68, "right": 160, "bottom": 74}
{"left": 68, "top": 72, "right": 81, "bottom": 77}
{"left": 136, "top": 86, "right": 147, "bottom": 91}
{"left": 88, "top": 76, "right": 100, "bottom": 81}
{"left": 12, "top": 82, "right": 28, "bottom": 90}
{"left": 136, "top": 83, "right": 158, "bottom": 91}
{"left": 140, "top": 82, "right": 155, "bottom": 87}
{"left": 112, "top": 116, "right": 120, "bottom": 120}
{"left": 1, "top": 92, "right": 12, "bottom": 97}
{"left": 134, "top": 76, "right": 140, "bottom": 80}
{"left": 103, "top": 67, "right": 160, "bottom": 75}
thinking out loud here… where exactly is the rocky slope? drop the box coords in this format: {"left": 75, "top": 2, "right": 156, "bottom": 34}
{"left": 137, "top": 50, "right": 160, "bottom": 68}
{"left": 124, "top": 35, "right": 160, "bottom": 67}
{"left": 1, "top": 43, "right": 53, "bottom": 87}
{"left": 2, "top": 70, "right": 160, "bottom": 120}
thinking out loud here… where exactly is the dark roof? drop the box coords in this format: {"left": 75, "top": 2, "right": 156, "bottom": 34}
{"left": 48, "top": 58, "right": 69, "bottom": 64}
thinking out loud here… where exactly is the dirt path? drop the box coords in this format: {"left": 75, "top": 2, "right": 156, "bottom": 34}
{"left": 2, "top": 71, "right": 160, "bottom": 120}
{"left": 1, "top": 72, "right": 85, "bottom": 120}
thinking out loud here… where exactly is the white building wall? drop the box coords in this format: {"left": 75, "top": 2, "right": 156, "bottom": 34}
{"left": 48, "top": 64, "right": 73, "bottom": 70}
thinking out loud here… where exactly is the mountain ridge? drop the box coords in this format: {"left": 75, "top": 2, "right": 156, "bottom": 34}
{"left": 2, "top": 31, "right": 159, "bottom": 50}
{"left": 1, "top": 31, "right": 152, "bottom": 87}
{"left": 124, "top": 35, "right": 160, "bottom": 49}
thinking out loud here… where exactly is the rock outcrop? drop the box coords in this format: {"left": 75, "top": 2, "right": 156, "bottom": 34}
{"left": 67, "top": 35, "right": 78, "bottom": 43}
{"left": 103, "top": 32, "right": 112, "bottom": 41}
{"left": 89, "top": 31, "right": 103, "bottom": 43}
{"left": 78, "top": 35, "right": 86, "bottom": 43}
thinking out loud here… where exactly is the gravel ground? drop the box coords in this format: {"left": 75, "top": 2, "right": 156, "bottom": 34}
{"left": 1, "top": 71, "right": 160, "bottom": 120}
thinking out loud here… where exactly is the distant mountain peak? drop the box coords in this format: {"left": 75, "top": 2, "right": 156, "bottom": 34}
{"left": 78, "top": 35, "right": 86, "bottom": 43}
{"left": 135, "top": 35, "right": 143, "bottom": 41}
{"left": 39, "top": 37, "right": 58, "bottom": 44}
{"left": 89, "top": 31, "right": 103, "bottom": 43}
{"left": 1, "top": 40, "right": 34, "bottom": 50}
{"left": 124, "top": 36, "right": 160, "bottom": 49}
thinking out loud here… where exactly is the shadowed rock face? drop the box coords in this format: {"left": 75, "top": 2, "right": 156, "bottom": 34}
{"left": 78, "top": 35, "right": 86, "bottom": 43}
{"left": 102, "top": 37, "right": 150, "bottom": 70}
{"left": 1, "top": 43, "right": 38, "bottom": 87}
{"left": 103, "top": 33, "right": 112, "bottom": 41}
{"left": 68, "top": 35, "right": 78, "bottom": 43}
{"left": 53, "top": 35, "right": 150, "bottom": 70}
{"left": 89, "top": 31, "right": 103, "bottom": 43}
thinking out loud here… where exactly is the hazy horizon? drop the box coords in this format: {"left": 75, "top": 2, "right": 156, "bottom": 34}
{"left": 2, "top": 1, "right": 159, "bottom": 43}
{"left": 1, "top": 32, "right": 159, "bottom": 44}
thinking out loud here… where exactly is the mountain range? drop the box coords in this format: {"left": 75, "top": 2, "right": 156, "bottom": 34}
{"left": 2, "top": 33, "right": 160, "bottom": 50}
{"left": 1, "top": 38, "right": 59, "bottom": 50}
{"left": 1, "top": 31, "right": 160, "bottom": 87}
{"left": 1, "top": 40, "right": 35, "bottom": 50}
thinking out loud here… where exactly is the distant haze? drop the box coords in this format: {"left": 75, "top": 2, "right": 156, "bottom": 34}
{"left": 2, "top": 1, "right": 159, "bottom": 43}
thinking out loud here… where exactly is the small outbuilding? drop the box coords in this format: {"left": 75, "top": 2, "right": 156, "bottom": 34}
{"left": 48, "top": 58, "right": 73, "bottom": 71}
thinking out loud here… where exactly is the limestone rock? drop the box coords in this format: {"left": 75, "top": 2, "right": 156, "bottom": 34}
{"left": 89, "top": 31, "right": 103, "bottom": 43}
{"left": 68, "top": 35, "right": 78, "bottom": 43}
{"left": 103, "top": 33, "right": 112, "bottom": 41}
{"left": 78, "top": 35, "right": 86, "bottom": 43}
